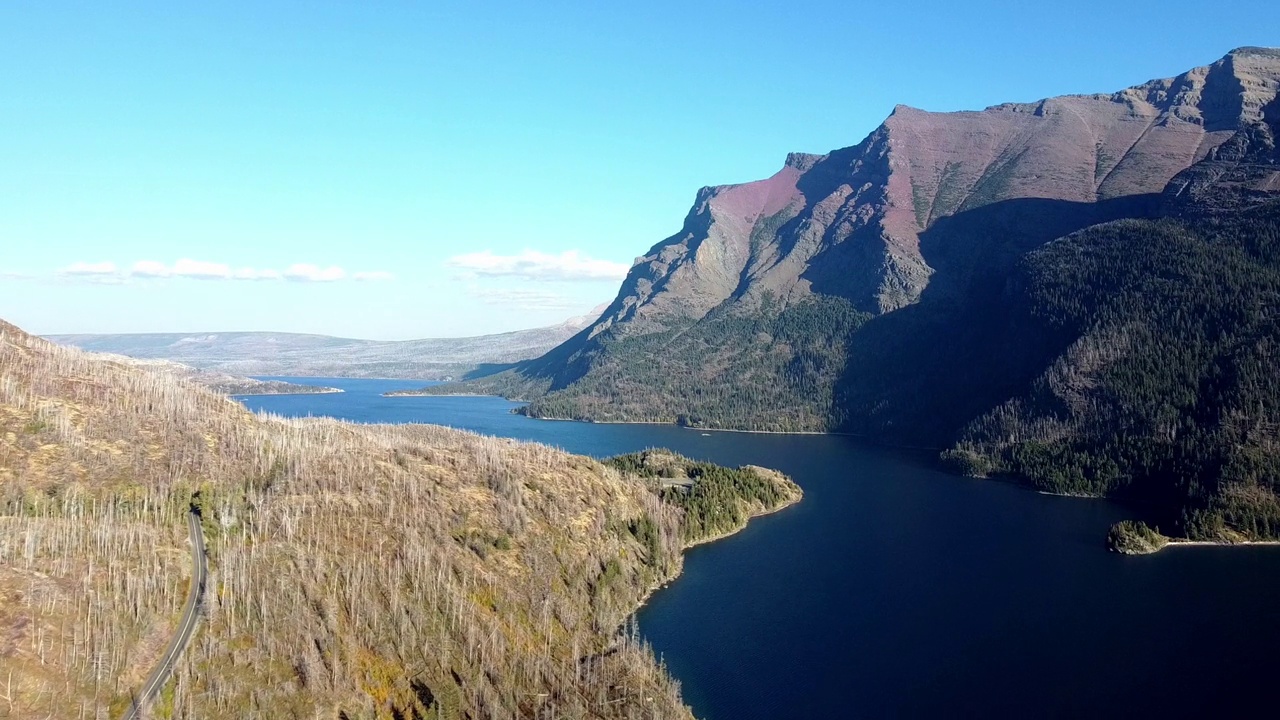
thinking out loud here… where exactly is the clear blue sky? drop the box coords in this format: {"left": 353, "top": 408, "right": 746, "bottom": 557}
{"left": 2, "top": 1, "right": 1276, "bottom": 339}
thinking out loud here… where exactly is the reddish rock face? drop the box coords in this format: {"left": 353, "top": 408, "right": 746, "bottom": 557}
{"left": 587, "top": 46, "right": 1280, "bottom": 342}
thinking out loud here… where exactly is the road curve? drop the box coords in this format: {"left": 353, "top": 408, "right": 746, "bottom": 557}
{"left": 122, "top": 511, "right": 208, "bottom": 719}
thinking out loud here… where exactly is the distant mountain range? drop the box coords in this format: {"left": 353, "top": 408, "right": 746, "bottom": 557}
{"left": 47, "top": 306, "right": 606, "bottom": 380}
{"left": 422, "top": 47, "right": 1280, "bottom": 544}
{"left": 99, "top": 356, "right": 342, "bottom": 396}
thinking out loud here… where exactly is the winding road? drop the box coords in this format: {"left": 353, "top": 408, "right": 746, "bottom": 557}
{"left": 122, "top": 511, "right": 207, "bottom": 720}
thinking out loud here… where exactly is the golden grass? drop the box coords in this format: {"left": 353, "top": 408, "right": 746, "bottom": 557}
{"left": 0, "top": 320, "right": 799, "bottom": 719}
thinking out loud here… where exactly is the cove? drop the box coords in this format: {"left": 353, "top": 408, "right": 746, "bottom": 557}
{"left": 238, "top": 377, "right": 1280, "bottom": 719}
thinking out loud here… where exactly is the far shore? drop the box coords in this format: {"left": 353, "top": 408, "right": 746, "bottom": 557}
{"left": 516, "top": 414, "right": 947, "bottom": 450}
{"left": 1160, "top": 539, "right": 1280, "bottom": 550}
{"left": 512, "top": 413, "right": 855, "bottom": 435}
{"left": 253, "top": 374, "right": 444, "bottom": 382}
{"left": 1036, "top": 489, "right": 1101, "bottom": 499}
{"left": 232, "top": 387, "right": 344, "bottom": 397}
{"left": 384, "top": 391, "right": 504, "bottom": 398}
{"left": 383, "top": 391, "right": 952, "bottom": 446}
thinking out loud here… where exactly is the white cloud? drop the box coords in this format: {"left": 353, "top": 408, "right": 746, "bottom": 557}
{"left": 130, "top": 260, "right": 171, "bottom": 278}
{"left": 54, "top": 259, "right": 386, "bottom": 284}
{"left": 131, "top": 259, "right": 239, "bottom": 280}
{"left": 448, "top": 249, "right": 629, "bottom": 282}
{"left": 0, "top": 270, "right": 36, "bottom": 281}
{"left": 284, "top": 264, "right": 346, "bottom": 282}
{"left": 61, "top": 261, "right": 119, "bottom": 276}
{"left": 467, "top": 288, "right": 583, "bottom": 311}
{"left": 172, "top": 258, "right": 232, "bottom": 280}
{"left": 233, "top": 267, "right": 282, "bottom": 281}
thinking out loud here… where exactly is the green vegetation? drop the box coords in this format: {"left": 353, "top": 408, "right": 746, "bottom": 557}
{"left": 1106, "top": 520, "right": 1169, "bottom": 555}
{"left": 521, "top": 295, "right": 869, "bottom": 432}
{"left": 954, "top": 202, "right": 1280, "bottom": 540}
{"left": 607, "top": 450, "right": 802, "bottom": 542}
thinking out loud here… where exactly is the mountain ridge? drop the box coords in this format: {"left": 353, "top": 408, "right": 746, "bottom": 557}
{"left": 423, "top": 47, "right": 1280, "bottom": 435}
{"left": 48, "top": 305, "right": 607, "bottom": 380}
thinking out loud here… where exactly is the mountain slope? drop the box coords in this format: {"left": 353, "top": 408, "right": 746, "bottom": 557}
{"left": 0, "top": 318, "right": 797, "bottom": 718}
{"left": 946, "top": 201, "right": 1280, "bottom": 542}
{"left": 426, "top": 47, "right": 1280, "bottom": 433}
{"left": 48, "top": 306, "right": 605, "bottom": 380}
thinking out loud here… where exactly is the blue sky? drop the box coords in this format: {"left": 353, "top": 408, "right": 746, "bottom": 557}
{"left": 2, "top": 2, "right": 1277, "bottom": 339}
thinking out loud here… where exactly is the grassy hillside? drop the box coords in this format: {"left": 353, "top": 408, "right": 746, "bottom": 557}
{"left": 0, "top": 320, "right": 798, "bottom": 719}
{"left": 947, "top": 202, "right": 1280, "bottom": 541}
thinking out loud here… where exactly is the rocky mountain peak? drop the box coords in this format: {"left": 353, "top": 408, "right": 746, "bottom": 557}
{"left": 590, "top": 48, "right": 1280, "bottom": 327}
{"left": 490, "top": 49, "right": 1280, "bottom": 426}
{"left": 784, "top": 152, "right": 824, "bottom": 171}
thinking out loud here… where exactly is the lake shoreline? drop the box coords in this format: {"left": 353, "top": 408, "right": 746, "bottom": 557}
{"left": 626, "top": 491, "right": 803, "bottom": 621}
{"left": 232, "top": 387, "right": 345, "bottom": 397}
{"left": 386, "top": 394, "right": 950, "bottom": 450}
{"left": 1160, "top": 539, "right": 1280, "bottom": 551}
{"left": 385, "top": 391, "right": 521, "bottom": 398}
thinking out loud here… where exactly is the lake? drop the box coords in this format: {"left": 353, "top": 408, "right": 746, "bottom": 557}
{"left": 239, "top": 377, "right": 1280, "bottom": 719}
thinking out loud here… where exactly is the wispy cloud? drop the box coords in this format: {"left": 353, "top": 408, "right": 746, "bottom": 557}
{"left": 284, "top": 264, "right": 346, "bottom": 282}
{"left": 130, "top": 259, "right": 236, "bottom": 280}
{"left": 448, "top": 250, "right": 629, "bottom": 282}
{"left": 61, "top": 261, "right": 119, "bottom": 276}
{"left": 129, "top": 260, "right": 170, "bottom": 278}
{"left": 232, "top": 267, "right": 282, "bottom": 281}
{"left": 172, "top": 259, "right": 233, "bottom": 279}
{"left": 51, "top": 259, "right": 393, "bottom": 285}
{"left": 467, "top": 287, "right": 583, "bottom": 311}
{"left": 0, "top": 270, "right": 37, "bottom": 281}
{"left": 57, "top": 261, "right": 128, "bottom": 284}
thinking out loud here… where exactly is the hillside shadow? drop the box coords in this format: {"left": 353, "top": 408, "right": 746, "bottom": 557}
{"left": 829, "top": 193, "right": 1161, "bottom": 446}
{"left": 462, "top": 362, "right": 519, "bottom": 381}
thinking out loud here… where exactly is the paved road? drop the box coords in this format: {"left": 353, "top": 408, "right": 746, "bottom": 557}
{"left": 122, "top": 511, "right": 207, "bottom": 719}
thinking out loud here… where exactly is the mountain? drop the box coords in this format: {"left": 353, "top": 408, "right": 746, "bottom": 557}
{"left": 0, "top": 317, "right": 797, "bottom": 717}
{"left": 426, "top": 47, "right": 1280, "bottom": 431}
{"left": 47, "top": 305, "right": 606, "bottom": 380}
{"left": 421, "top": 49, "right": 1280, "bottom": 545}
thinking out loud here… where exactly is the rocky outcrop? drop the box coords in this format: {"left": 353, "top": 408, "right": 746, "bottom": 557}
{"left": 588, "top": 47, "right": 1279, "bottom": 331}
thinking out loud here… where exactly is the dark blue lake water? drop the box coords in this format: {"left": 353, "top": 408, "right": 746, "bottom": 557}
{"left": 239, "top": 377, "right": 1280, "bottom": 719}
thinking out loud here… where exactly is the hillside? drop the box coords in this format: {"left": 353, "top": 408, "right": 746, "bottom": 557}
{"left": 47, "top": 306, "right": 605, "bottom": 381}
{"left": 0, "top": 318, "right": 798, "bottom": 719}
{"left": 421, "top": 47, "right": 1280, "bottom": 432}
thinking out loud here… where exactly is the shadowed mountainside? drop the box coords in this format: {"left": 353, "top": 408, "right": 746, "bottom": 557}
{"left": 943, "top": 108, "right": 1280, "bottom": 544}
